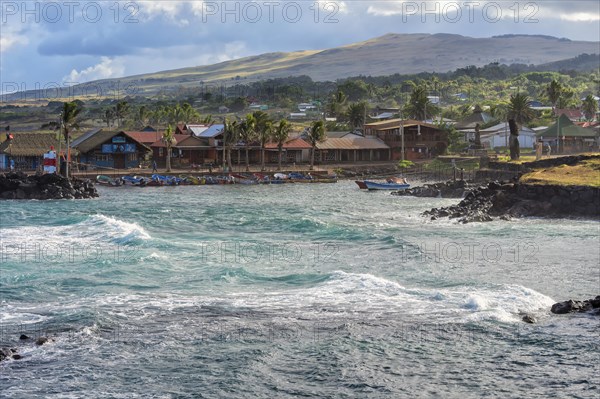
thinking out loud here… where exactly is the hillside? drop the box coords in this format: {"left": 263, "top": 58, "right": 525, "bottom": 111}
{"left": 5, "top": 33, "right": 600, "bottom": 101}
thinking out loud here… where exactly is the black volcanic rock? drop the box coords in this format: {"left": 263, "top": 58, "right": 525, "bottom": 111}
{"left": 551, "top": 296, "right": 600, "bottom": 315}
{"left": 0, "top": 173, "right": 98, "bottom": 200}
{"left": 422, "top": 181, "right": 599, "bottom": 223}
{"left": 392, "top": 180, "right": 475, "bottom": 198}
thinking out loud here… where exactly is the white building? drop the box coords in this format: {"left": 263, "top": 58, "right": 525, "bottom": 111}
{"left": 479, "top": 123, "right": 537, "bottom": 150}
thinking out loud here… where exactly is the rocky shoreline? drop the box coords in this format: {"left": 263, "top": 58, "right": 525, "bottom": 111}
{"left": 0, "top": 172, "right": 98, "bottom": 200}
{"left": 420, "top": 181, "right": 599, "bottom": 223}
{"left": 391, "top": 179, "right": 477, "bottom": 198}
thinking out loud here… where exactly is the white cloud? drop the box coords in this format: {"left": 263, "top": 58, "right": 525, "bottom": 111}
{"left": 64, "top": 57, "right": 125, "bottom": 83}
{"left": 137, "top": 1, "right": 186, "bottom": 20}
{"left": 560, "top": 12, "right": 600, "bottom": 22}
{"left": 0, "top": 33, "right": 28, "bottom": 53}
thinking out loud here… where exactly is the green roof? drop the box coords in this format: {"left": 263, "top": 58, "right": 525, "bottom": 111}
{"left": 537, "top": 114, "right": 598, "bottom": 138}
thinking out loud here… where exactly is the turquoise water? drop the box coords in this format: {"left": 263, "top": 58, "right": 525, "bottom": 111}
{"left": 1, "top": 181, "right": 598, "bottom": 398}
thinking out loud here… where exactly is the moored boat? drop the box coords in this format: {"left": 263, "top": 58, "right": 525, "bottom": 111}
{"left": 96, "top": 175, "right": 124, "bottom": 186}
{"left": 360, "top": 177, "right": 410, "bottom": 191}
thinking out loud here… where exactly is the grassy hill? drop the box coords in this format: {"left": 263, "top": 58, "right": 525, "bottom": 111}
{"left": 5, "top": 33, "right": 599, "bottom": 101}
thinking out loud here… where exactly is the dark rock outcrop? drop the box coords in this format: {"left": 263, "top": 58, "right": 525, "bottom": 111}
{"left": 0, "top": 347, "right": 19, "bottom": 362}
{"left": 551, "top": 296, "right": 600, "bottom": 315}
{"left": 423, "top": 181, "right": 600, "bottom": 223}
{"left": 0, "top": 172, "right": 98, "bottom": 200}
{"left": 392, "top": 180, "right": 475, "bottom": 198}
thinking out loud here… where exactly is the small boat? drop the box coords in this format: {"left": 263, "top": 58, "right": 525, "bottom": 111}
{"left": 121, "top": 175, "right": 148, "bottom": 186}
{"left": 151, "top": 174, "right": 179, "bottom": 186}
{"left": 179, "top": 175, "right": 200, "bottom": 185}
{"left": 360, "top": 177, "right": 410, "bottom": 191}
{"left": 231, "top": 173, "right": 259, "bottom": 185}
{"left": 355, "top": 180, "right": 368, "bottom": 189}
{"left": 96, "top": 175, "right": 123, "bottom": 186}
{"left": 313, "top": 174, "right": 338, "bottom": 183}
{"left": 287, "top": 172, "right": 315, "bottom": 183}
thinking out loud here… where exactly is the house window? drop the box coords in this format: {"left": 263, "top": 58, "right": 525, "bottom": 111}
{"left": 159, "top": 148, "right": 164, "bottom": 157}
{"left": 95, "top": 154, "right": 111, "bottom": 162}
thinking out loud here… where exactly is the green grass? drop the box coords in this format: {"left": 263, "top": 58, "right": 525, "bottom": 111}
{"left": 520, "top": 158, "right": 600, "bottom": 187}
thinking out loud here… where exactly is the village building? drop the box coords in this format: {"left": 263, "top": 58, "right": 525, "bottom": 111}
{"left": 315, "top": 133, "right": 391, "bottom": 162}
{"left": 554, "top": 108, "right": 584, "bottom": 122}
{"left": 71, "top": 129, "right": 151, "bottom": 170}
{"left": 0, "top": 132, "right": 61, "bottom": 171}
{"left": 455, "top": 108, "right": 495, "bottom": 141}
{"left": 537, "top": 114, "right": 599, "bottom": 153}
{"left": 265, "top": 137, "right": 312, "bottom": 164}
{"left": 479, "top": 123, "right": 537, "bottom": 150}
{"left": 363, "top": 119, "right": 448, "bottom": 160}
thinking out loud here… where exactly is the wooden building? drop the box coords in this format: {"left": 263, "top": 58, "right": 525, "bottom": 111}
{"left": 71, "top": 130, "right": 151, "bottom": 170}
{"left": 0, "top": 132, "right": 61, "bottom": 171}
{"left": 363, "top": 119, "right": 448, "bottom": 160}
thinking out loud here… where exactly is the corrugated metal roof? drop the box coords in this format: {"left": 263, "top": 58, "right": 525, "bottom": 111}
{"left": 188, "top": 125, "right": 210, "bottom": 136}
{"left": 70, "top": 128, "right": 102, "bottom": 148}
{"left": 197, "top": 124, "right": 224, "bottom": 138}
{"left": 316, "top": 137, "right": 390, "bottom": 150}
{"left": 72, "top": 130, "right": 151, "bottom": 153}
{"left": 0, "top": 133, "right": 62, "bottom": 156}
{"left": 364, "top": 119, "right": 440, "bottom": 130}
{"left": 150, "top": 134, "right": 191, "bottom": 148}
{"left": 265, "top": 138, "right": 312, "bottom": 150}
{"left": 123, "top": 131, "right": 162, "bottom": 144}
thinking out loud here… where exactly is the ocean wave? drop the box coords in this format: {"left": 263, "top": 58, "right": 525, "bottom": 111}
{"left": 0, "top": 214, "right": 150, "bottom": 250}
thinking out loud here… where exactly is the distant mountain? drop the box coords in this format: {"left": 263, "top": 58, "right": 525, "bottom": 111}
{"left": 6, "top": 33, "right": 600, "bottom": 100}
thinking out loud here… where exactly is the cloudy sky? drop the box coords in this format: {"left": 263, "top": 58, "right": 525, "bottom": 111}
{"left": 1, "top": 1, "right": 599, "bottom": 92}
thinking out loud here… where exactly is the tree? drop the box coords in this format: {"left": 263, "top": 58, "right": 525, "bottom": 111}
{"left": 222, "top": 118, "right": 239, "bottom": 172}
{"left": 306, "top": 120, "right": 325, "bottom": 170}
{"left": 405, "top": 85, "right": 438, "bottom": 120}
{"left": 544, "top": 79, "right": 563, "bottom": 110}
{"left": 582, "top": 94, "right": 598, "bottom": 120}
{"left": 135, "top": 106, "right": 151, "bottom": 129}
{"left": 162, "top": 125, "right": 177, "bottom": 172}
{"left": 347, "top": 101, "right": 368, "bottom": 131}
{"left": 103, "top": 108, "right": 115, "bottom": 128}
{"left": 507, "top": 93, "right": 534, "bottom": 125}
{"left": 115, "top": 101, "right": 129, "bottom": 128}
{"left": 60, "top": 101, "right": 81, "bottom": 178}
{"left": 272, "top": 119, "right": 291, "bottom": 170}
{"left": 326, "top": 90, "right": 347, "bottom": 119}
{"left": 239, "top": 114, "right": 256, "bottom": 172}
{"left": 253, "top": 111, "right": 272, "bottom": 171}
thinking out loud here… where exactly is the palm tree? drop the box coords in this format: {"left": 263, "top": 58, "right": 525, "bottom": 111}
{"left": 545, "top": 79, "right": 563, "bottom": 110}
{"left": 239, "top": 114, "right": 256, "bottom": 172}
{"left": 405, "top": 85, "right": 438, "bottom": 120}
{"left": 60, "top": 101, "right": 81, "bottom": 178}
{"left": 507, "top": 93, "right": 535, "bottom": 125}
{"left": 272, "top": 119, "right": 291, "bottom": 171}
{"left": 162, "top": 125, "right": 177, "bottom": 172}
{"left": 135, "top": 106, "right": 151, "bottom": 129}
{"left": 103, "top": 108, "right": 115, "bottom": 127}
{"left": 347, "top": 102, "right": 368, "bottom": 131}
{"left": 115, "top": 101, "right": 129, "bottom": 128}
{"left": 222, "top": 118, "right": 239, "bottom": 172}
{"left": 582, "top": 94, "right": 598, "bottom": 120}
{"left": 326, "top": 90, "right": 347, "bottom": 119}
{"left": 253, "top": 111, "right": 272, "bottom": 171}
{"left": 306, "top": 120, "right": 325, "bottom": 170}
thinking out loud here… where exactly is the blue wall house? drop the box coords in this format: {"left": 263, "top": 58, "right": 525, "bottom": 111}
{"left": 0, "top": 132, "right": 61, "bottom": 171}
{"left": 71, "top": 130, "right": 151, "bottom": 170}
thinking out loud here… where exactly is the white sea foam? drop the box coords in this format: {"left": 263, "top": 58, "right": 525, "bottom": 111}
{"left": 0, "top": 214, "right": 150, "bottom": 250}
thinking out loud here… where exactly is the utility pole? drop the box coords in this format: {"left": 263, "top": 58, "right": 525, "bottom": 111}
{"left": 57, "top": 112, "right": 63, "bottom": 176}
